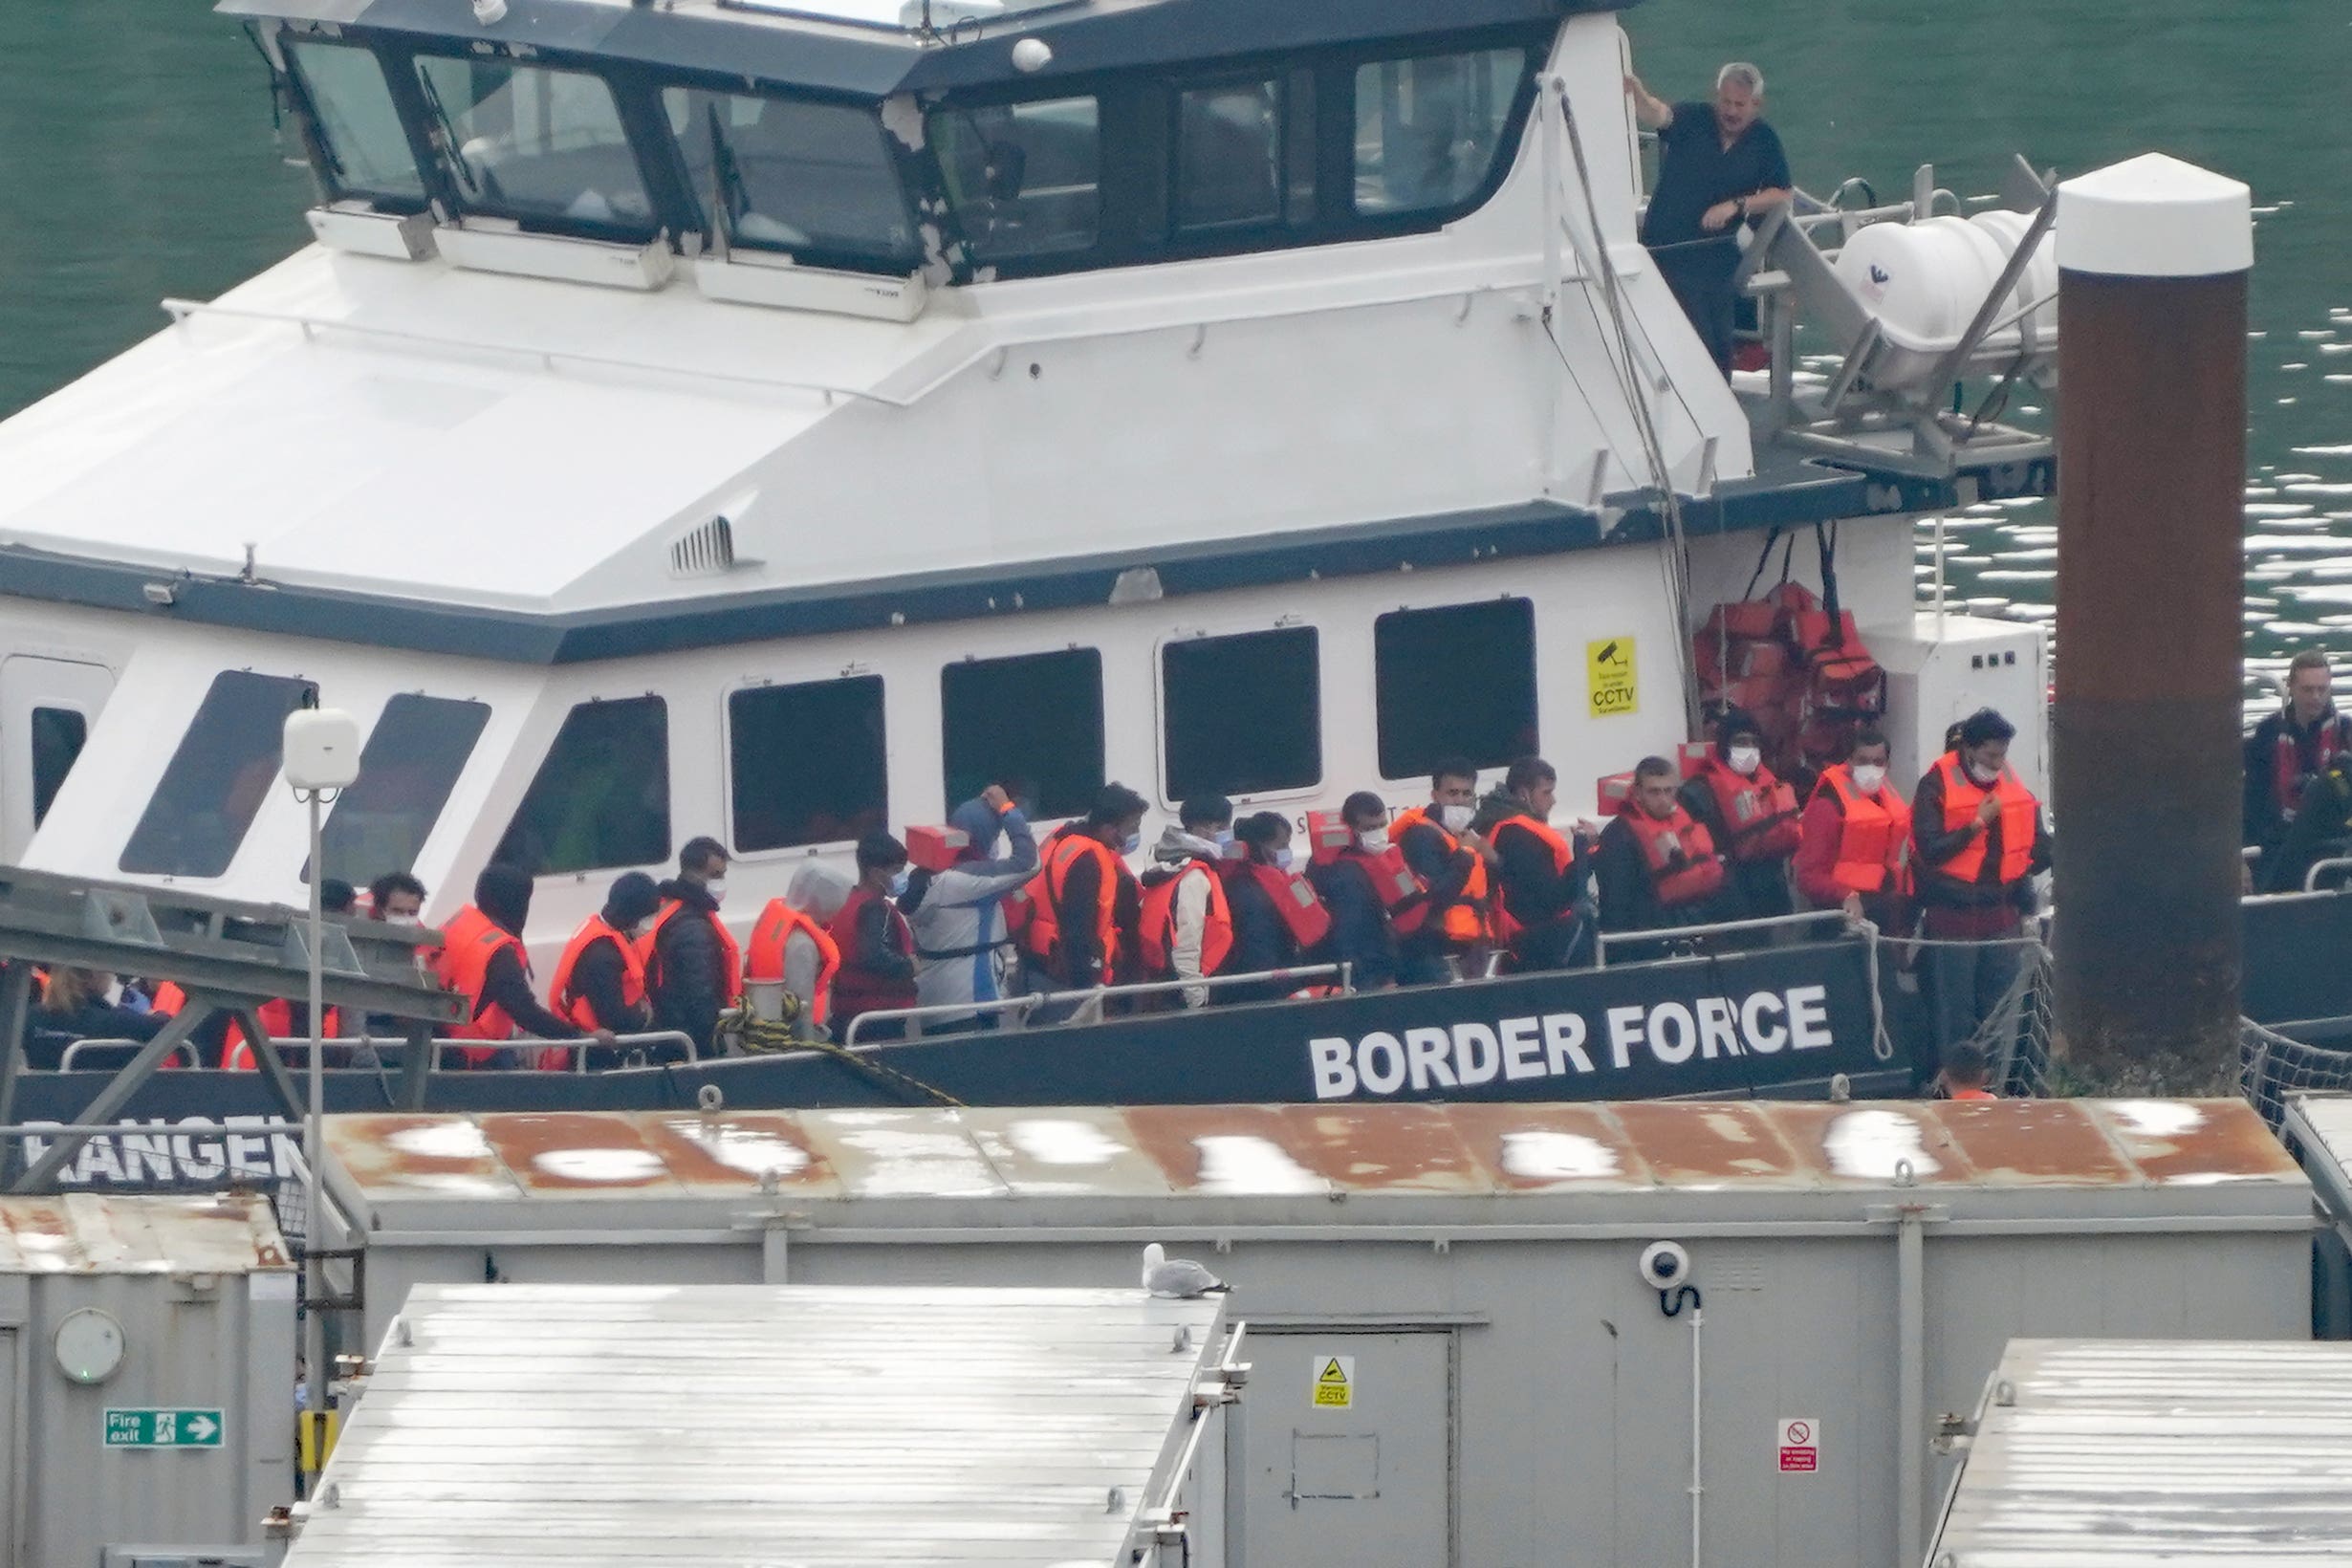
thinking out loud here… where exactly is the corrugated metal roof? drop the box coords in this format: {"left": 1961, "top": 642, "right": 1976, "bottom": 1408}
{"left": 0, "top": 1191, "right": 290, "bottom": 1274}
{"left": 1927, "top": 1339, "right": 2352, "bottom": 1564}
{"left": 2284, "top": 1095, "right": 2352, "bottom": 1226}
{"left": 288, "top": 1284, "right": 1228, "bottom": 1568}
{"left": 321, "top": 1100, "right": 2300, "bottom": 1210}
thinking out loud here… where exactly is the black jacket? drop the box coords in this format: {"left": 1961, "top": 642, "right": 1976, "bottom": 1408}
{"left": 2245, "top": 707, "right": 2352, "bottom": 854}
{"left": 647, "top": 880, "right": 730, "bottom": 1051}
{"left": 1594, "top": 816, "right": 1723, "bottom": 935}
{"left": 570, "top": 932, "right": 651, "bottom": 1034}
{"left": 1396, "top": 818, "right": 1479, "bottom": 954}
{"left": 1307, "top": 858, "right": 1400, "bottom": 989}
{"left": 1491, "top": 818, "right": 1591, "bottom": 969}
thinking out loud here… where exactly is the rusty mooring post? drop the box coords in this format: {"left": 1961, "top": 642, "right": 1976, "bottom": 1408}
{"left": 2053, "top": 153, "right": 2254, "bottom": 1091}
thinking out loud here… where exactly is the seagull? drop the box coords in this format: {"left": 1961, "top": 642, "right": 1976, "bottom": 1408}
{"left": 1142, "top": 1242, "right": 1228, "bottom": 1298}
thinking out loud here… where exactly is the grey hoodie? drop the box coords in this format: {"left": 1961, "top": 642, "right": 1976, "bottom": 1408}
{"left": 907, "top": 803, "right": 1038, "bottom": 1024}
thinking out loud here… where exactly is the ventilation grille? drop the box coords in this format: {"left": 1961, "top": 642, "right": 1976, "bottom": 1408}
{"left": 669, "top": 516, "right": 736, "bottom": 577}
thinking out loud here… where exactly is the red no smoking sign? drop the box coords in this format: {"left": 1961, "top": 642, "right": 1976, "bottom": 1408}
{"left": 1777, "top": 1417, "right": 1818, "bottom": 1472}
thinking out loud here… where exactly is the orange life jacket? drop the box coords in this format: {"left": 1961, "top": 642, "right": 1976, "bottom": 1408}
{"left": 827, "top": 885, "right": 918, "bottom": 1020}
{"left": 431, "top": 904, "right": 527, "bottom": 1063}
{"left": 1949, "top": 1086, "right": 1999, "bottom": 1101}
{"left": 1933, "top": 754, "right": 2039, "bottom": 885}
{"left": 1335, "top": 844, "right": 1426, "bottom": 934}
{"left": 1699, "top": 755, "right": 1803, "bottom": 862}
{"left": 1221, "top": 859, "right": 1332, "bottom": 952}
{"left": 636, "top": 899, "right": 744, "bottom": 1007}
{"left": 1488, "top": 813, "right": 1577, "bottom": 944}
{"left": 1619, "top": 803, "right": 1728, "bottom": 909}
{"left": 744, "top": 900, "right": 840, "bottom": 1026}
{"left": 2274, "top": 711, "right": 2352, "bottom": 815}
{"left": 1139, "top": 860, "right": 1235, "bottom": 976}
{"left": 1023, "top": 833, "right": 1122, "bottom": 981}
{"left": 547, "top": 914, "right": 647, "bottom": 1032}
{"left": 1390, "top": 807, "right": 1491, "bottom": 946}
{"left": 1812, "top": 763, "right": 1914, "bottom": 896}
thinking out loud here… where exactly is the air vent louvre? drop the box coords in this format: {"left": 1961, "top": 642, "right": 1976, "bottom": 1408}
{"left": 669, "top": 516, "right": 736, "bottom": 577}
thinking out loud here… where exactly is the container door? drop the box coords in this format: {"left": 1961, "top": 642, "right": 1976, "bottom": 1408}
{"left": 1233, "top": 1328, "right": 1454, "bottom": 1568}
{"left": 0, "top": 656, "right": 113, "bottom": 860}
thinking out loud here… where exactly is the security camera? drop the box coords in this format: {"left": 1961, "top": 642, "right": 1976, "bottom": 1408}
{"left": 1638, "top": 1240, "right": 1691, "bottom": 1291}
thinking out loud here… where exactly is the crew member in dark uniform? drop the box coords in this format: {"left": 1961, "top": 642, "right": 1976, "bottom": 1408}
{"left": 1624, "top": 61, "right": 1793, "bottom": 375}
{"left": 2245, "top": 649, "right": 2352, "bottom": 864}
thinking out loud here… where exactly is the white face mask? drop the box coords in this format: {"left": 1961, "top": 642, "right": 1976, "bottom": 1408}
{"left": 386, "top": 912, "right": 423, "bottom": 927}
{"left": 1357, "top": 827, "right": 1390, "bottom": 854}
{"left": 705, "top": 878, "right": 728, "bottom": 905}
{"left": 1728, "top": 745, "right": 1762, "bottom": 776}
{"left": 1849, "top": 764, "right": 1887, "bottom": 795}
{"left": 1272, "top": 847, "right": 1296, "bottom": 871}
{"left": 1438, "top": 803, "right": 1476, "bottom": 833}
{"left": 1966, "top": 759, "right": 2000, "bottom": 787}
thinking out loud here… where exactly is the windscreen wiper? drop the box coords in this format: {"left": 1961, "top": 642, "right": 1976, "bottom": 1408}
{"left": 414, "top": 67, "right": 480, "bottom": 197}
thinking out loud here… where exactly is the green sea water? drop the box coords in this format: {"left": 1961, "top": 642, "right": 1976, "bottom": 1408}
{"left": 2, "top": 0, "right": 2347, "bottom": 686}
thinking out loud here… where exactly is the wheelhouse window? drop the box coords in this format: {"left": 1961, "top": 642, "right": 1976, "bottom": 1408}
{"left": 316, "top": 695, "right": 491, "bottom": 886}
{"left": 414, "top": 56, "right": 653, "bottom": 234}
{"left": 1176, "top": 81, "right": 1283, "bottom": 230}
{"left": 662, "top": 87, "right": 918, "bottom": 270}
{"left": 730, "top": 677, "right": 887, "bottom": 850}
{"left": 942, "top": 650, "right": 1103, "bottom": 820}
{"left": 120, "top": 672, "right": 317, "bottom": 878}
{"left": 493, "top": 697, "right": 669, "bottom": 876}
{"left": 30, "top": 708, "right": 87, "bottom": 829}
{"left": 930, "top": 96, "right": 1100, "bottom": 264}
{"left": 1374, "top": 599, "right": 1538, "bottom": 779}
{"left": 1353, "top": 49, "right": 1529, "bottom": 216}
{"left": 1162, "top": 629, "right": 1320, "bottom": 799}
{"left": 285, "top": 39, "right": 426, "bottom": 206}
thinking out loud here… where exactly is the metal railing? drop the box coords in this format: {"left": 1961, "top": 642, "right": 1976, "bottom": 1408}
{"left": 2305, "top": 857, "right": 2352, "bottom": 893}
{"left": 1594, "top": 908, "right": 1850, "bottom": 966}
{"left": 51, "top": 1032, "right": 698, "bottom": 1074}
{"left": 55, "top": 1038, "right": 201, "bottom": 1072}
{"left": 839, "top": 964, "right": 1354, "bottom": 1049}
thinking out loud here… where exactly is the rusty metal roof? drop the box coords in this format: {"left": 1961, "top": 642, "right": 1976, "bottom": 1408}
{"left": 322, "top": 1100, "right": 2299, "bottom": 1216}
{"left": 0, "top": 1191, "right": 291, "bottom": 1274}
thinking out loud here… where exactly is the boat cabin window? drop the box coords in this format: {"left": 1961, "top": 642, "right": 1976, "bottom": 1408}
{"left": 494, "top": 696, "right": 670, "bottom": 876}
{"left": 30, "top": 708, "right": 87, "bottom": 829}
{"left": 1374, "top": 598, "right": 1538, "bottom": 779}
{"left": 120, "top": 672, "right": 317, "bottom": 879}
{"left": 929, "top": 96, "right": 1100, "bottom": 264}
{"left": 315, "top": 695, "right": 491, "bottom": 886}
{"left": 414, "top": 55, "right": 655, "bottom": 236}
{"left": 285, "top": 39, "right": 427, "bottom": 207}
{"left": 730, "top": 676, "right": 888, "bottom": 850}
{"left": 1162, "top": 628, "right": 1321, "bottom": 800}
{"left": 1176, "top": 80, "right": 1284, "bottom": 231}
{"left": 1353, "top": 49, "right": 1528, "bottom": 216}
{"left": 942, "top": 650, "right": 1104, "bottom": 821}
{"left": 662, "top": 87, "right": 919, "bottom": 271}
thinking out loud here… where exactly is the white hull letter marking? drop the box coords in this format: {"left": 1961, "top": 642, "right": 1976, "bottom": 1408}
{"left": 1405, "top": 1027, "right": 1457, "bottom": 1091}
{"left": 1605, "top": 1006, "right": 1645, "bottom": 1069}
{"left": 1696, "top": 997, "right": 1741, "bottom": 1057}
{"left": 1452, "top": 1023, "right": 1501, "bottom": 1085}
{"left": 1787, "top": 985, "right": 1834, "bottom": 1050}
{"left": 1543, "top": 1013, "right": 1594, "bottom": 1075}
{"left": 1646, "top": 1002, "right": 1697, "bottom": 1064}
{"left": 1311, "top": 1038, "right": 1358, "bottom": 1100}
{"left": 1741, "top": 991, "right": 1789, "bottom": 1054}
{"left": 1500, "top": 1016, "right": 1544, "bottom": 1079}
{"left": 1358, "top": 1033, "right": 1407, "bottom": 1095}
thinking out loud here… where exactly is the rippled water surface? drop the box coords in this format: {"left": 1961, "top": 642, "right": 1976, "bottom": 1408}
{"left": 2, "top": 1, "right": 2347, "bottom": 704}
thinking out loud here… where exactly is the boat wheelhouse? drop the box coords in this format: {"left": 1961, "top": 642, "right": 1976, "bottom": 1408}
{"left": 0, "top": 0, "right": 2053, "bottom": 980}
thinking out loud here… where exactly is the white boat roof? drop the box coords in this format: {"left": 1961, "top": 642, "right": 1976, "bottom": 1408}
{"left": 287, "top": 1282, "right": 1228, "bottom": 1568}
{"left": 0, "top": 1191, "right": 291, "bottom": 1274}
{"left": 1928, "top": 1339, "right": 2352, "bottom": 1564}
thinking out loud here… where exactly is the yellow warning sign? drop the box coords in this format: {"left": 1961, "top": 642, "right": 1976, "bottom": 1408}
{"left": 1312, "top": 1355, "right": 1354, "bottom": 1409}
{"left": 1587, "top": 637, "right": 1638, "bottom": 717}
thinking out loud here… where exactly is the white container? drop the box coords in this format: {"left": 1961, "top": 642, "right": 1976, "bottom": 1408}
{"left": 1833, "top": 211, "right": 2058, "bottom": 388}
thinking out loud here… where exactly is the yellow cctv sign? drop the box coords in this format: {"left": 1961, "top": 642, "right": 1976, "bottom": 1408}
{"left": 1587, "top": 637, "right": 1637, "bottom": 716}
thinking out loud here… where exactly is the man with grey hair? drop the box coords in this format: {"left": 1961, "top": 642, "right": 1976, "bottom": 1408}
{"left": 1624, "top": 60, "right": 1793, "bottom": 375}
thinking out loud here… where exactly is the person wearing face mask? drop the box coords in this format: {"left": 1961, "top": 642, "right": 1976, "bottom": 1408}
{"left": 1596, "top": 755, "right": 1730, "bottom": 943}
{"left": 1911, "top": 708, "right": 2052, "bottom": 1072}
{"left": 1139, "top": 795, "right": 1235, "bottom": 1010}
{"left": 1390, "top": 759, "right": 1494, "bottom": 985}
{"left": 1220, "top": 812, "right": 1332, "bottom": 1002}
{"left": 1679, "top": 709, "right": 1802, "bottom": 926}
{"left": 547, "top": 872, "right": 661, "bottom": 1054}
{"left": 369, "top": 871, "right": 427, "bottom": 925}
{"left": 829, "top": 832, "right": 918, "bottom": 1039}
{"left": 1307, "top": 792, "right": 1418, "bottom": 991}
{"left": 1795, "top": 728, "right": 1912, "bottom": 927}
{"left": 1023, "top": 783, "right": 1149, "bottom": 1005}
{"left": 434, "top": 863, "right": 617, "bottom": 1069}
{"left": 639, "top": 837, "right": 741, "bottom": 1059}
{"left": 746, "top": 860, "right": 851, "bottom": 1037}
{"left": 1487, "top": 757, "right": 1598, "bottom": 970}
{"left": 902, "top": 787, "right": 1036, "bottom": 1032}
